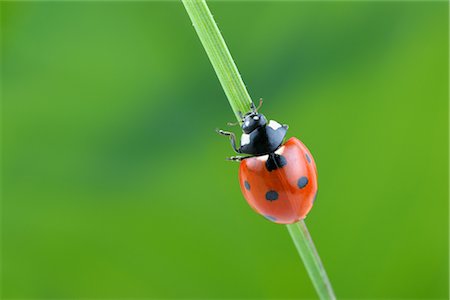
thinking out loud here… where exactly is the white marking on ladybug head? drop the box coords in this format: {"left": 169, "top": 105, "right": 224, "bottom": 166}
{"left": 241, "top": 133, "right": 250, "bottom": 146}
{"left": 268, "top": 120, "right": 282, "bottom": 130}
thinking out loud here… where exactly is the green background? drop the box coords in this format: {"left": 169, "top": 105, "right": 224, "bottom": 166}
{"left": 1, "top": 1, "right": 448, "bottom": 299}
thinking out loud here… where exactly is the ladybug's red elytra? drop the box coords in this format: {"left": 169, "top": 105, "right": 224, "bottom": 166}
{"left": 217, "top": 100, "right": 318, "bottom": 224}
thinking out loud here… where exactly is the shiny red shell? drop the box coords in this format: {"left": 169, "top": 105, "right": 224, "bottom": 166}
{"left": 238, "top": 137, "right": 318, "bottom": 224}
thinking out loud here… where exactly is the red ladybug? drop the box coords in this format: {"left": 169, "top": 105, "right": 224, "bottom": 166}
{"left": 217, "top": 101, "right": 318, "bottom": 224}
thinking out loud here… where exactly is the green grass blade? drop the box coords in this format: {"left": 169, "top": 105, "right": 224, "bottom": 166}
{"left": 182, "top": 0, "right": 252, "bottom": 121}
{"left": 182, "top": 1, "right": 335, "bottom": 299}
{"left": 287, "top": 220, "right": 336, "bottom": 299}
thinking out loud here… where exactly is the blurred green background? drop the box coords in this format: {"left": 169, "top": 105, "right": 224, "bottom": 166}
{"left": 1, "top": 1, "right": 448, "bottom": 299}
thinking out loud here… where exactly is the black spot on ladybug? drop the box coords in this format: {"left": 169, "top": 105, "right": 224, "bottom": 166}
{"left": 265, "top": 153, "right": 287, "bottom": 172}
{"left": 244, "top": 180, "right": 251, "bottom": 191}
{"left": 264, "top": 215, "right": 277, "bottom": 221}
{"left": 297, "top": 176, "right": 308, "bottom": 189}
{"left": 305, "top": 153, "right": 311, "bottom": 164}
{"left": 265, "top": 190, "right": 279, "bottom": 201}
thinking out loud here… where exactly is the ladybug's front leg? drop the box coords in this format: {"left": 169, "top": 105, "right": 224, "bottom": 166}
{"left": 226, "top": 155, "right": 251, "bottom": 162}
{"left": 216, "top": 129, "right": 241, "bottom": 153}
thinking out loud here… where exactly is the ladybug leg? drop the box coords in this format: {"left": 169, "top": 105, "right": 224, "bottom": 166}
{"left": 216, "top": 129, "right": 241, "bottom": 153}
{"left": 226, "top": 156, "right": 251, "bottom": 162}
{"left": 282, "top": 124, "right": 289, "bottom": 130}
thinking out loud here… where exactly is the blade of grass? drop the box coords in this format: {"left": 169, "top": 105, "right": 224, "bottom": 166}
{"left": 182, "top": 1, "right": 335, "bottom": 299}
{"left": 181, "top": 0, "right": 252, "bottom": 121}
{"left": 287, "top": 220, "right": 336, "bottom": 299}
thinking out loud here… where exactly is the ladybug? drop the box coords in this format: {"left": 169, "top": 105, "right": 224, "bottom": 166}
{"left": 217, "top": 100, "right": 318, "bottom": 224}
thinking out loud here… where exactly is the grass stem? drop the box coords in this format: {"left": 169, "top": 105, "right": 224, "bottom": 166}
{"left": 182, "top": 1, "right": 335, "bottom": 299}
{"left": 287, "top": 220, "right": 336, "bottom": 299}
{"left": 182, "top": 0, "right": 252, "bottom": 121}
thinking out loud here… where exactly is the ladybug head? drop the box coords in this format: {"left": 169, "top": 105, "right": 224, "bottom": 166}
{"left": 241, "top": 112, "right": 267, "bottom": 134}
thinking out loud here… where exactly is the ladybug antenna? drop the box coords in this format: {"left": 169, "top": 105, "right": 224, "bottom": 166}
{"left": 250, "top": 98, "right": 264, "bottom": 113}
{"left": 256, "top": 98, "right": 263, "bottom": 111}
{"left": 227, "top": 121, "right": 239, "bottom": 126}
